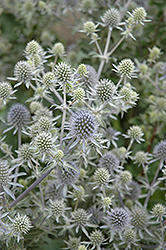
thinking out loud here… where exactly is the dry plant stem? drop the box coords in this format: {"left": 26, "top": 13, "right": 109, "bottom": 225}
{"left": 60, "top": 83, "right": 67, "bottom": 148}
{"left": 14, "top": 128, "right": 21, "bottom": 184}
{"left": 97, "top": 28, "right": 112, "bottom": 79}
{"left": 8, "top": 167, "right": 54, "bottom": 209}
{"left": 144, "top": 159, "right": 163, "bottom": 208}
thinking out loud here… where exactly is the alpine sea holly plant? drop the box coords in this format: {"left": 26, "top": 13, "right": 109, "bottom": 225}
{"left": 0, "top": 2, "right": 166, "bottom": 250}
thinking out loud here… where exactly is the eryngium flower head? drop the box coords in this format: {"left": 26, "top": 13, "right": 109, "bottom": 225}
{"left": 43, "top": 72, "right": 56, "bottom": 87}
{"left": 114, "top": 59, "right": 135, "bottom": 78}
{"left": 76, "top": 64, "right": 98, "bottom": 90}
{"left": 107, "top": 208, "right": 130, "bottom": 231}
{"left": 34, "top": 131, "right": 53, "bottom": 154}
{"left": 89, "top": 229, "right": 105, "bottom": 247}
{"left": 0, "top": 160, "right": 9, "bottom": 185}
{"left": 96, "top": 78, "right": 116, "bottom": 102}
{"left": 153, "top": 140, "right": 166, "bottom": 161}
{"left": 134, "top": 151, "right": 150, "bottom": 165}
{"left": 70, "top": 109, "right": 98, "bottom": 140}
{"left": 152, "top": 203, "right": 165, "bottom": 219}
{"left": 57, "top": 162, "right": 80, "bottom": 185}
{"left": 0, "top": 81, "right": 15, "bottom": 104}
{"left": 38, "top": 116, "right": 53, "bottom": 131}
{"left": 17, "top": 143, "right": 34, "bottom": 162}
{"left": 126, "top": 125, "right": 144, "bottom": 143}
{"left": 132, "top": 7, "right": 147, "bottom": 24}
{"left": 93, "top": 168, "right": 109, "bottom": 186}
{"left": 54, "top": 62, "right": 73, "bottom": 84}
{"left": 25, "top": 40, "right": 40, "bottom": 55}
{"left": 124, "top": 228, "right": 137, "bottom": 243}
{"left": 131, "top": 206, "right": 148, "bottom": 230}
{"left": 101, "top": 8, "right": 121, "bottom": 28}
{"left": 29, "top": 101, "right": 43, "bottom": 114}
{"left": 7, "top": 103, "right": 31, "bottom": 131}
{"left": 52, "top": 42, "right": 65, "bottom": 56}
{"left": 99, "top": 152, "right": 120, "bottom": 174}
{"left": 70, "top": 208, "right": 91, "bottom": 233}
{"left": 83, "top": 21, "right": 96, "bottom": 34}
{"left": 49, "top": 199, "right": 66, "bottom": 222}
{"left": 74, "top": 87, "right": 85, "bottom": 101}
{"left": 120, "top": 170, "right": 132, "bottom": 185}
{"left": 13, "top": 60, "right": 33, "bottom": 87}
{"left": 13, "top": 213, "right": 32, "bottom": 241}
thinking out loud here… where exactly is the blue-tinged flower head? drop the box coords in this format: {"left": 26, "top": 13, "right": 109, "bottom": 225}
{"left": 99, "top": 151, "right": 121, "bottom": 174}
{"left": 107, "top": 207, "right": 130, "bottom": 232}
{"left": 153, "top": 140, "right": 166, "bottom": 161}
{"left": 57, "top": 162, "right": 80, "bottom": 185}
{"left": 70, "top": 109, "right": 99, "bottom": 141}
{"left": 7, "top": 103, "right": 31, "bottom": 133}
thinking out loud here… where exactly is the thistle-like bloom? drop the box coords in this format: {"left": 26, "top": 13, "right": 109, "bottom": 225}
{"left": 99, "top": 151, "right": 121, "bottom": 174}
{"left": 113, "top": 59, "right": 136, "bottom": 79}
{"left": 89, "top": 229, "right": 106, "bottom": 249}
{"left": 151, "top": 203, "right": 165, "bottom": 220}
{"left": 153, "top": 140, "right": 166, "bottom": 161}
{"left": 43, "top": 72, "right": 56, "bottom": 88}
{"left": 124, "top": 125, "right": 144, "bottom": 143}
{"left": 49, "top": 199, "right": 66, "bottom": 222}
{"left": 107, "top": 208, "right": 130, "bottom": 231}
{"left": 92, "top": 168, "right": 110, "bottom": 189}
{"left": 102, "top": 207, "right": 130, "bottom": 241}
{"left": 75, "top": 64, "right": 98, "bottom": 90}
{"left": 51, "top": 42, "right": 65, "bottom": 57}
{"left": 128, "top": 7, "right": 149, "bottom": 25}
{"left": 0, "top": 159, "right": 25, "bottom": 199}
{"left": 133, "top": 151, "right": 151, "bottom": 166}
{"left": 68, "top": 109, "right": 99, "bottom": 150}
{"left": 64, "top": 236, "right": 81, "bottom": 250}
{"left": 12, "top": 213, "right": 32, "bottom": 242}
{"left": 9, "top": 60, "right": 33, "bottom": 88}
{"left": 0, "top": 81, "right": 16, "bottom": 105}
{"left": 120, "top": 170, "right": 132, "bottom": 185}
{"left": 68, "top": 208, "right": 93, "bottom": 235}
{"left": 54, "top": 62, "right": 73, "bottom": 84}
{"left": 14, "top": 143, "right": 38, "bottom": 169}
{"left": 125, "top": 181, "right": 141, "bottom": 201}
{"left": 33, "top": 131, "right": 56, "bottom": 161}
{"left": 57, "top": 162, "right": 80, "bottom": 186}
{"left": 83, "top": 21, "right": 96, "bottom": 35}
{"left": 100, "top": 8, "right": 121, "bottom": 29}
{"left": 130, "top": 205, "right": 150, "bottom": 238}
{"left": 96, "top": 78, "right": 116, "bottom": 103}
{"left": 25, "top": 40, "right": 40, "bottom": 55}
{"left": 6, "top": 103, "right": 31, "bottom": 134}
